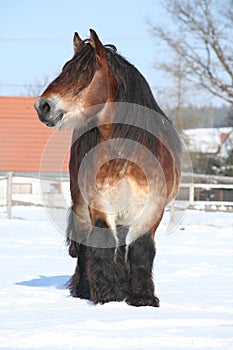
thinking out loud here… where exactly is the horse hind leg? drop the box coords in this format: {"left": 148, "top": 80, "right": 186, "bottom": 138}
{"left": 126, "top": 233, "right": 160, "bottom": 307}
{"left": 86, "top": 219, "right": 128, "bottom": 304}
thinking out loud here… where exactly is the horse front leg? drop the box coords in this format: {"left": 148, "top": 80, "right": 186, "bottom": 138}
{"left": 86, "top": 218, "right": 128, "bottom": 304}
{"left": 126, "top": 233, "right": 160, "bottom": 307}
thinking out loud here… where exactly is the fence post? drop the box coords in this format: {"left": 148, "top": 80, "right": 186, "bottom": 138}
{"left": 189, "top": 183, "right": 194, "bottom": 206}
{"left": 7, "top": 172, "right": 13, "bottom": 220}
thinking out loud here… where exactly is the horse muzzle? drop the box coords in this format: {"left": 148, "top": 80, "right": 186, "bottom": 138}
{"left": 34, "top": 97, "right": 64, "bottom": 128}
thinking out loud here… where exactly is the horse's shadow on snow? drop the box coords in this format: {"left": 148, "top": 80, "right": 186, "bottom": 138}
{"left": 16, "top": 275, "right": 70, "bottom": 290}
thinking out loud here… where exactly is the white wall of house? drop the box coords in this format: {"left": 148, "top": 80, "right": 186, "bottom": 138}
{"left": 183, "top": 127, "right": 233, "bottom": 157}
{"left": 0, "top": 174, "right": 71, "bottom": 207}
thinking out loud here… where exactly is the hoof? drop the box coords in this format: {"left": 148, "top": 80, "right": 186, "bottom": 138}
{"left": 92, "top": 294, "right": 123, "bottom": 305}
{"left": 126, "top": 295, "right": 160, "bottom": 307}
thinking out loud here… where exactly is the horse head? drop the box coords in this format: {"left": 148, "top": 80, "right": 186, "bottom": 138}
{"left": 34, "top": 29, "right": 117, "bottom": 129}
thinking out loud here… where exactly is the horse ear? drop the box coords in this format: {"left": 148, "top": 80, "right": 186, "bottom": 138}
{"left": 73, "top": 32, "right": 82, "bottom": 53}
{"left": 89, "top": 29, "right": 105, "bottom": 58}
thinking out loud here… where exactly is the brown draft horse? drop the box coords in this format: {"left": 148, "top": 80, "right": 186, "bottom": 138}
{"left": 35, "top": 29, "right": 181, "bottom": 307}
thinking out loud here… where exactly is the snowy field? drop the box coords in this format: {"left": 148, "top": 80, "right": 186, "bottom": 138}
{"left": 0, "top": 206, "right": 232, "bottom": 350}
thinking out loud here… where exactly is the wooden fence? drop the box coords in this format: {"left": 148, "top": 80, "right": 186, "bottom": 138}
{"left": 178, "top": 183, "right": 233, "bottom": 209}
{"left": 1, "top": 172, "right": 233, "bottom": 219}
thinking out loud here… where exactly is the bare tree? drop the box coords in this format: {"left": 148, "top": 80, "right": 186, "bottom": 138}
{"left": 22, "top": 77, "right": 50, "bottom": 97}
{"left": 151, "top": 0, "right": 233, "bottom": 104}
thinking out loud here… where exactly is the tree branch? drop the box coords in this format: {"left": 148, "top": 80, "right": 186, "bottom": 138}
{"left": 151, "top": 0, "right": 233, "bottom": 104}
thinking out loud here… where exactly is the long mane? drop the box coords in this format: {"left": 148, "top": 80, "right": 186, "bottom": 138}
{"left": 61, "top": 40, "right": 97, "bottom": 95}
{"left": 106, "top": 46, "right": 181, "bottom": 162}
{"left": 70, "top": 41, "right": 181, "bottom": 172}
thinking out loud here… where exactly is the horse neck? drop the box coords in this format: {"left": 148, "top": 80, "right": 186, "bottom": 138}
{"left": 96, "top": 100, "right": 117, "bottom": 139}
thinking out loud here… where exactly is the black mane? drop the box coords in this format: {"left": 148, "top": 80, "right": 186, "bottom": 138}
{"left": 106, "top": 48, "right": 165, "bottom": 114}
{"left": 60, "top": 41, "right": 97, "bottom": 95}
{"left": 70, "top": 41, "right": 181, "bottom": 171}
{"left": 105, "top": 46, "right": 181, "bottom": 164}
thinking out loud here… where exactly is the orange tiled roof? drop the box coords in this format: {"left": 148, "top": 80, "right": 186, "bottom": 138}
{"left": 220, "top": 132, "right": 231, "bottom": 143}
{"left": 0, "top": 96, "right": 72, "bottom": 172}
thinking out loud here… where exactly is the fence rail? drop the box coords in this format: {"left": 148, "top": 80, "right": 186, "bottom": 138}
{"left": 0, "top": 172, "right": 71, "bottom": 219}
{"left": 178, "top": 183, "right": 233, "bottom": 209}
{"left": 1, "top": 172, "right": 233, "bottom": 219}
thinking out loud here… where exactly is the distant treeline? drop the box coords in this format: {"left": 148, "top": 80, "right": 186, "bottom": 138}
{"left": 166, "top": 105, "right": 233, "bottom": 129}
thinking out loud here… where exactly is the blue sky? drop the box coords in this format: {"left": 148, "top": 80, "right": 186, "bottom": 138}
{"left": 0, "top": 0, "right": 173, "bottom": 100}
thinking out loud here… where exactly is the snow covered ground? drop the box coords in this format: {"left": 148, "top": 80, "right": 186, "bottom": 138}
{"left": 0, "top": 206, "right": 232, "bottom": 350}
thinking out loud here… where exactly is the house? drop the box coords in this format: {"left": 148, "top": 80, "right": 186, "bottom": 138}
{"left": 0, "top": 96, "right": 71, "bottom": 173}
{"left": 219, "top": 129, "right": 233, "bottom": 158}
{"left": 0, "top": 96, "right": 72, "bottom": 207}
{"left": 183, "top": 127, "right": 233, "bottom": 158}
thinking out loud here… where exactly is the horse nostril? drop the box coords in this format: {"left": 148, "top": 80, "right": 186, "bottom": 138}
{"left": 34, "top": 98, "right": 55, "bottom": 122}
{"left": 41, "top": 101, "right": 50, "bottom": 115}
{"left": 35, "top": 98, "right": 64, "bottom": 127}
{"left": 40, "top": 100, "right": 52, "bottom": 118}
